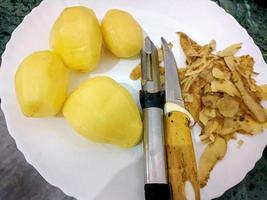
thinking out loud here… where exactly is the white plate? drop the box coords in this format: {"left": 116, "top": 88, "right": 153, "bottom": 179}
{"left": 0, "top": 0, "right": 267, "bottom": 199}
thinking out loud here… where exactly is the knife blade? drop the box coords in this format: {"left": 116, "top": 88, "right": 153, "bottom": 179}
{"left": 161, "top": 37, "right": 200, "bottom": 200}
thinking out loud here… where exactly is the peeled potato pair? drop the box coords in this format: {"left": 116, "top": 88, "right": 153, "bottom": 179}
{"left": 50, "top": 6, "right": 143, "bottom": 72}
{"left": 15, "top": 56, "right": 142, "bottom": 147}
{"left": 15, "top": 51, "right": 142, "bottom": 147}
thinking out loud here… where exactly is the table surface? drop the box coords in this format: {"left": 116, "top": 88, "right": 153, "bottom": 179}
{"left": 0, "top": 0, "right": 266, "bottom": 200}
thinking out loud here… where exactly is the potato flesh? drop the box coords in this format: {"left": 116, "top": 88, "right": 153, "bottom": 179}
{"left": 101, "top": 9, "right": 143, "bottom": 58}
{"left": 15, "top": 51, "right": 69, "bottom": 117}
{"left": 50, "top": 6, "right": 102, "bottom": 72}
{"left": 63, "top": 76, "right": 143, "bottom": 148}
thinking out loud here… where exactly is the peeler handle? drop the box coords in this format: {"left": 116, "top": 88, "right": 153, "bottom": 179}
{"left": 145, "top": 183, "right": 172, "bottom": 200}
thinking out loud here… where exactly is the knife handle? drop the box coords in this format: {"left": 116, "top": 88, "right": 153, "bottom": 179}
{"left": 145, "top": 183, "right": 172, "bottom": 200}
{"left": 165, "top": 110, "right": 200, "bottom": 200}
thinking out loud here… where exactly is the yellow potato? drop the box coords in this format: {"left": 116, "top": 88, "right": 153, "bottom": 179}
{"left": 50, "top": 6, "right": 102, "bottom": 72}
{"left": 63, "top": 76, "right": 143, "bottom": 148}
{"left": 101, "top": 9, "right": 143, "bottom": 58}
{"left": 15, "top": 51, "right": 69, "bottom": 117}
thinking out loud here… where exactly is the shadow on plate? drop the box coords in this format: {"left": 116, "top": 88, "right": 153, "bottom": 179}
{"left": 91, "top": 47, "right": 120, "bottom": 74}
{"left": 94, "top": 157, "right": 145, "bottom": 200}
{"left": 67, "top": 46, "right": 120, "bottom": 92}
{"left": 120, "top": 82, "right": 141, "bottom": 112}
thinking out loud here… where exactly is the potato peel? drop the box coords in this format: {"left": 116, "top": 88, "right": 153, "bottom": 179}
{"left": 257, "top": 84, "right": 267, "bottom": 100}
{"left": 130, "top": 64, "right": 141, "bottom": 80}
{"left": 212, "top": 67, "right": 226, "bottom": 79}
{"left": 210, "top": 79, "right": 240, "bottom": 97}
{"left": 201, "top": 94, "right": 220, "bottom": 108}
{"left": 225, "top": 56, "right": 267, "bottom": 122}
{"left": 216, "top": 95, "right": 239, "bottom": 117}
{"left": 177, "top": 34, "right": 267, "bottom": 187}
{"left": 217, "top": 43, "right": 242, "bottom": 57}
{"left": 199, "top": 137, "right": 227, "bottom": 187}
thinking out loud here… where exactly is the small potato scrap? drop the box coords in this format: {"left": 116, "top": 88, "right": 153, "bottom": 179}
{"left": 236, "top": 55, "right": 254, "bottom": 77}
{"left": 200, "top": 117, "right": 223, "bottom": 144}
{"left": 237, "top": 115, "right": 265, "bottom": 134}
{"left": 199, "top": 108, "right": 215, "bottom": 126}
{"left": 199, "top": 134, "right": 209, "bottom": 141}
{"left": 212, "top": 67, "right": 226, "bottom": 79}
{"left": 130, "top": 64, "right": 141, "bottom": 80}
{"left": 210, "top": 79, "right": 240, "bottom": 97}
{"left": 185, "top": 94, "right": 201, "bottom": 121}
{"left": 216, "top": 95, "right": 239, "bottom": 117}
{"left": 201, "top": 94, "right": 220, "bottom": 108}
{"left": 220, "top": 115, "right": 266, "bottom": 136}
{"left": 199, "top": 69, "right": 214, "bottom": 83}
{"left": 225, "top": 56, "right": 267, "bottom": 122}
{"left": 178, "top": 32, "right": 202, "bottom": 64}
{"left": 220, "top": 117, "right": 239, "bottom": 136}
{"left": 129, "top": 43, "right": 173, "bottom": 81}
{"left": 216, "top": 43, "right": 242, "bottom": 57}
{"left": 199, "top": 137, "right": 227, "bottom": 187}
{"left": 237, "top": 139, "right": 244, "bottom": 149}
{"left": 201, "top": 118, "right": 222, "bottom": 139}
{"left": 130, "top": 64, "right": 165, "bottom": 81}
{"left": 257, "top": 84, "right": 267, "bottom": 100}
{"left": 183, "top": 93, "right": 194, "bottom": 103}
{"left": 183, "top": 74, "right": 198, "bottom": 92}
{"left": 198, "top": 40, "right": 216, "bottom": 57}
{"left": 203, "top": 108, "right": 216, "bottom": 118}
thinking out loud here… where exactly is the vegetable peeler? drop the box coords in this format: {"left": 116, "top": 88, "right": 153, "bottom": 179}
{"left": 161, "top": 37, "right": 200, "bottom": 200}
{"left": 140, "top": 37, "right": 172, "bottom": 200}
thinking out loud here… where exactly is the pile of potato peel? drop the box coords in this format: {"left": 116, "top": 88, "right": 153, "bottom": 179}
{"left": 130, "top": 32, "right": 267, "bottom": 187}
{"left": 179, "top": 32, "right": 267, "bottom": 187}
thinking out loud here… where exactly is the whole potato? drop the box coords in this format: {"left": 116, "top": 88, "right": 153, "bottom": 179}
{"left": 50, "top": 6, "right": 102, "bottom": 72}
{"left": 15, "top": 51, "right": 69, "bottom": 117}
{"left": 63, "top": 76, "right": 143, "bottom": 148}
{"left": 101, "top": 9, "right": 143, "bottom": 58}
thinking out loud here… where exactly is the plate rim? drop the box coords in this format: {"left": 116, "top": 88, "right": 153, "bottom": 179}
{"left": 0, "top": 0, "right": 266, "bottom": 199}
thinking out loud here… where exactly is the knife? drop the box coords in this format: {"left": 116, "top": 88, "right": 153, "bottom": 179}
{"left": 140, "top": 37, "right": 172, "bottom": 200}
{"left": 161, "top": 37, "right": 201, "bottom": 200}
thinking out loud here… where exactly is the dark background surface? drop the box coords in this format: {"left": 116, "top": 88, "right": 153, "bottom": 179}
{"left": 0, "top": 0, "right": 266, "bottom": 199}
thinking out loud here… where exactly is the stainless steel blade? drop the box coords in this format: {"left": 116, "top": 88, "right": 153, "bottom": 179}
{"left": 141, "top": 37, "right": 161, "bottom": 93}
{"left": 161, "top": 37, "right": 184, "bottom": 107}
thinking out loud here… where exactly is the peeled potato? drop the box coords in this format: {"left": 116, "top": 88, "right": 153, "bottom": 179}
{"left": 15, "top": 51, "right": 69, "bottom": 117}
{"left": 101, "top": 9, "right": 143, "bottom": 58}
{"left": 63, "top": 76, "right": 143, "bottom": 148}
{"left": 50, "top": 6, "right": 102, "bottom": 72}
